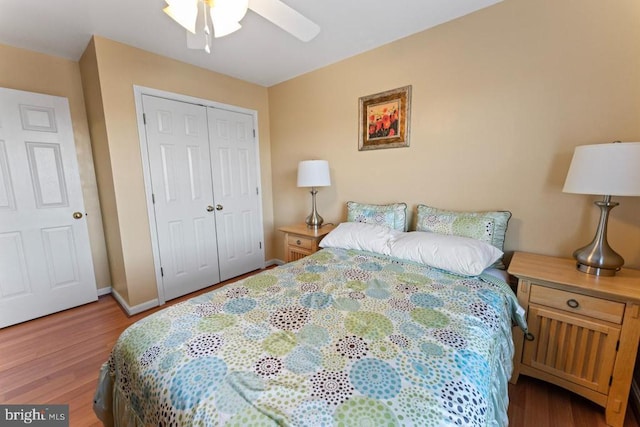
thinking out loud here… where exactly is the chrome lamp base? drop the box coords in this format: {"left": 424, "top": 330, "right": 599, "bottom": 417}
{"left": 573, "top": 196, "right": 624, "bottom": 277}
{"left": 575, "top": 262, "right": 621, "bottom": 277}
{"left": 305, "top": 187, "right": 324, "bottom": 229}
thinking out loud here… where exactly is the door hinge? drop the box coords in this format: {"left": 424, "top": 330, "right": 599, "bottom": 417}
{"left": 609, "top": 376, "right": 613, "bottom": 386}
{"left": 152, "top": 193, "right": 155, "bottom": 204}
{"left": 160, "top": 267, "right": 164, "bottom": 277}
{"left": 616, "top": 340, "right": 620, "bottom": 351}
{"left": 256, "top": 187, "right": 259, "bottom": 195}
{"left": 253, "top": 129, "right": 256, "bottom": 138}
{"left": 259, "top": 242, "right": 262, "bottom": 249}
{"left": 143, "top": 113, "right": 147, "bottom": 125}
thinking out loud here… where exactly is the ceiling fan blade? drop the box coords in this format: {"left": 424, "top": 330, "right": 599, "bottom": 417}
{"left": 248, "top": 0, "right": 320, "bottom": 42}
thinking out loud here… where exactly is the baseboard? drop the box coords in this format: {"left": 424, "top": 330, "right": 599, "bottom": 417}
{"left": 97, "top": 286, "right": 112, "bottom": 296}
{"left": 110, "top": 288, "right": 159, "bottom": 316}
{"left": 631, "top": 377, "right": 640, "bottom": 421}
{"left": 265, "top": 259, "right": 285, "bottom": 267}
{"left": 108, "top": 262, "right": 283, "bottom": 315}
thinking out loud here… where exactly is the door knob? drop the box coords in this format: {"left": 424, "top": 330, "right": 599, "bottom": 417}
{"left": 72, "top": 212, "right": 83, "bottom": 219}
{"left": 206, "top": 205, "right": 214, "bottom": 212}
{"left": 216, "top": 204, "right": 223, "bottom": 211}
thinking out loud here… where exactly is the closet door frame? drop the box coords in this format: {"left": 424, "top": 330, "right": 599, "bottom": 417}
{"left": 133, "top": 86, "right": 265, "bottom": 305}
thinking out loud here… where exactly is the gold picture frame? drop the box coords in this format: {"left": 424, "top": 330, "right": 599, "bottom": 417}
{"left": 358, "top": 85, "right": 411, "bottom": 151}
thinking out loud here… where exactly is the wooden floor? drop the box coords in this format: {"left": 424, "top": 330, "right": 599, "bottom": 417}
{"left": 1, "top": 271, "right": 638, "bottom": 427}
{"left": 508, "top": 377, "right": 638, "bottom": 427}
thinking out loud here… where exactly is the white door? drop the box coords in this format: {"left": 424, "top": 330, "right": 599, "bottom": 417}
{"left": 208, "top": 107, "right": 263, "bottom": 281}
{"left": 0, "top": 87, "right": 97, "bottom": 328}
{"left": 142, "top": 95, "right": 221, "bottom": 301}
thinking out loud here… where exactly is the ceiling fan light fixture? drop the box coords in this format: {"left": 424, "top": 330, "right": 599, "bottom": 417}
{"left": 163, "top": 0, "right": 199, "bottom": 34}
{"left": 211, "top": 20, "right": 242, "bottom": 38}
{"left": 165, "top": 0, "right": 320, "bottom": 54}
{"left": 210, "top": 0, "right": 249, "bottom": 38}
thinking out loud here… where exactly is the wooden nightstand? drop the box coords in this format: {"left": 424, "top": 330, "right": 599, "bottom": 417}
{"left": 278, "top": 223, "right": 336, "bottom": 262}
{"left": 508, "top": 252, "right": 640, "bottom": 427}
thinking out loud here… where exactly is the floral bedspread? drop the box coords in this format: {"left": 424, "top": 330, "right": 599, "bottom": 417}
{"left": 94, "top": 248, "right": 526, "bottom": 426}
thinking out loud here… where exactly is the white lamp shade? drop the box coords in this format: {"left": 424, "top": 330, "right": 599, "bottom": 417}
{"left": 297, "top": 160, "right": 331, "bottom": 187}
{"left": 563, "top": 142, "right": 640, "bottom": 196}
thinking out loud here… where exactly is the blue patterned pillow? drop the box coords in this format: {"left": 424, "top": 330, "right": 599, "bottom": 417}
{"left": 347, "top": 202, "right": 407, "bottom": 231}
{"left": 416, "top": 204, "right": 511, "bottom": 269}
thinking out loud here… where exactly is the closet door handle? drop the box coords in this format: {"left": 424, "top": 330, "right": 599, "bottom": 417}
{"left": 216, "top": 204, "right": 223, "bottom": 211}
{"left": 206, "top": 205, "right": 214, "bottom": 212}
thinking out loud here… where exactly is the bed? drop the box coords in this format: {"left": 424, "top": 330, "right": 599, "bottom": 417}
{"left": 94, "top": 215, "right": 526, "bottom": 426}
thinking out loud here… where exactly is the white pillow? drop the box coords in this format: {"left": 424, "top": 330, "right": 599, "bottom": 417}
{"left": 389, "top": 231, "right": 503, "bottom": 276}
{"left": 319, "top": 222, "right": 400, "bottom": 255}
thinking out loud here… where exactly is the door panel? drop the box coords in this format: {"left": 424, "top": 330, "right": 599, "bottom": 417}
{"left": 0, "top": 232, "right": 30, "bottom": 297}
{"left": 142, "top": 95, "right": 221, "bottom": 301}
{"left": 0, "top": 141, "right": 16, "bottom": 210}
{"left": 42, "top": 225, "right": 80, "bottom": 287}
{"left": 26, "top": 142, "right": 69, "bottom": 207}
{"left": 19, "top": 104, "right": 58, "bottom": 132}
{"left": 208, "top": 108, "right": 263, "bottom": 281}
{"left": 0, "top": 87, "right": 97, "bottom": 328}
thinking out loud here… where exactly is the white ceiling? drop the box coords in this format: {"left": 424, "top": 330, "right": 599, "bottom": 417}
{"left": 0, "top": 0, "right": 501, "bottom": 87}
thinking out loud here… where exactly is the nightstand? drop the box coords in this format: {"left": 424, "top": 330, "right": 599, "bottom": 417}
{"left": 508, "top": 252, "right": 640, "bottom": 427}
{"left": 278, "top": 223, "right": 336, "bottom": 262}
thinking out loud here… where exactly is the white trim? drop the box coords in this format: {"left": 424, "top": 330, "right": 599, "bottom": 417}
{"left": 243, "top": 107, "right": 266, "bottom": 271}
{"left": 97, "top": 286, "right": 112, "bottom": 296}
{"left": 111, "top": 288, "right": 159, "bottom": 316}
{"left": 133, "top": 85, "right": 265, "bottom": 306}
{"left": 133, "top": 87, "right": 165, "bottom": 305}
{"left": 265, "top": 259, "right": 284, "bottom": 267}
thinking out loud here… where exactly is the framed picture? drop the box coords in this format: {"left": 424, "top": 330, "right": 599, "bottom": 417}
{"left": 358, "top": 85, "right": 411, "bottom": 151}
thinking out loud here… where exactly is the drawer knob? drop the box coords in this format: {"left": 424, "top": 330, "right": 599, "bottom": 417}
{"left": 566, "top": 299, "right": 580, "bottom": 309}
{"left": 296, "top": 239, "right": 302, "bottom": 245}
{"left": 525, "top": 332, "right": 535, "bottom": 341}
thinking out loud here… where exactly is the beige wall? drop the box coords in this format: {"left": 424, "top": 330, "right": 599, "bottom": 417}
{"left": 268, "top": 0, "right": 640, "bottom": 268}
{"left": 0, "top": 43, "right": 111, "bottom": 290}
{"left": 79, "top": 39, "right": 127, "bottom": 300}
{"left": 2, "top": 0, "right": 639, "bottom": 310}
{"left": 79, "top": 36, "right": 274, "bottom": 307}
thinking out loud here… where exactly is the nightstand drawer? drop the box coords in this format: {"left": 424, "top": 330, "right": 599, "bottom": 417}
{"left": 530, "top": 284, "right": 625, "bottom": 324}
{"left": 287, "top": 234, "right": 313, "bottom": 250}
{"left": 279, "top": 224, "right": 336, "bottom": 263}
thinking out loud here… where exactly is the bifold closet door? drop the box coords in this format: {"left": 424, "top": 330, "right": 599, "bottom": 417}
{"left": 207, "top": 107, "right": 263, "bottom": 281}
{"left": 0, "top": 87, "right": 97, "bottom": 328}
{"left": 142, "top": 95, "right": 221, "bottom": 301}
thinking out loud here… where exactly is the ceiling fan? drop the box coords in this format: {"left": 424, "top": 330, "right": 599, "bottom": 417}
{"left": 163, "top": 0, "right": 320, "bottom": 53}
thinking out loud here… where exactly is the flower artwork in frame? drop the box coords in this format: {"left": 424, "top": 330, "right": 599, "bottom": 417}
{"left": 358, "top": 85, "right": 411, "bottom": 151}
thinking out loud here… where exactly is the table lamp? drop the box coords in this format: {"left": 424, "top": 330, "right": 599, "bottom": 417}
{"left": 297, "top": 160, "right": 331, "bottom": 229}
{"left": 562, "top": 141, "right": 640, "bottom": 276}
